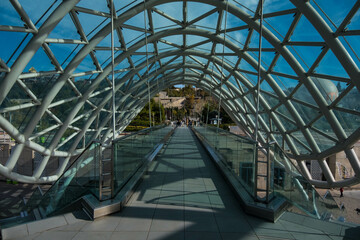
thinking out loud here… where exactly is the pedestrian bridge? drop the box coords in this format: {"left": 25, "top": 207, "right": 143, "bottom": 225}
{"left": 1, "top": 126, "right": 359, "bottom": 239}
{"left": 1, "top": 0, "right": 360, "bottom": 190}
{"left": 0, "top": 0, "right": 360, "bottom": 238}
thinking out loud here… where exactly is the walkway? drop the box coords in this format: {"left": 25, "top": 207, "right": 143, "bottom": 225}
{"left": 13, "top": 127, "right": 359, "bottom": 240}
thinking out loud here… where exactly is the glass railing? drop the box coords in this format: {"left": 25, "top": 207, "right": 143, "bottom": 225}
{"left": 270, "top": 143, "right": 346, "bottom": 222}
{"left": 0, "top": 141, "right": 101, "bottom": 229}
{"left": 26, "top": 141, "right": 101, "bottom": 217}
{"left": 193, "top": 125, "right": 345, "bottom": 222}
{"left": 23, "top": 186, "right": 43, "bottom": 213}
{"left": 113, "top": 125, "right": 173, "bottom": 197}
{"left": 193, "top": 126, "right": 257, "bottom": 198}
{"left": 1, "top": 125, "right": 174, "bottom": 229}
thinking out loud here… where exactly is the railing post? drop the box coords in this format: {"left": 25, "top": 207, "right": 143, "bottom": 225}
{"left": 111, "top": 141, "right": 114, "bottom": 199}
{"left": 254, "top": 143, "right": 258, "bottom": 200}
{"left": 94, "top": 144, "right": 96, "bottom": 187}
{"left": 266, "top": 144, "right": 270, "bottom": 203}
{"left": 98, "top": 144, "right": 103, "bottom": 201}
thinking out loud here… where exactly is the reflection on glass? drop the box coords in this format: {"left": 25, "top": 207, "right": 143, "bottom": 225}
{"left": 194, "top": 126, "right": 257, "bottom": 198}
{"left": 113, "top": 125, "right": 172, "bottom": 197}
{"left": 26, "top": 142, "right": 101, "bottom": 217}
{"left": 271, "top": 144, "right": 346, "bottom": 222}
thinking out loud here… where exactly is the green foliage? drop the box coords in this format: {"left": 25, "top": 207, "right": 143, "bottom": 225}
{"left": 182, "top": 85, "right": 195, "bottom": 97}
{"left": 166, "top": 85, "right": 195, "bottom": 97}
{"left": 129, "top": 119, "right": 151, "bottom": 127}
{"left": 126, "top": 99, "right": 166, "bottom": 130}
{"left": 172, "top": 107, "right": 187, "bottom": 120}
{"left": 167, "top": 88, "right": 182, "bottom": 97}
{"left": 197, "top": 89, "right": 208, "bottom": 98}
{"left": 124, "top": 125, "right": 147, "bottom": 132}
{"left": 201, "top": 99, "right": 234, "bottom": 124}
{"left": 184, "top": 95, "right": 195, "bottom": 110}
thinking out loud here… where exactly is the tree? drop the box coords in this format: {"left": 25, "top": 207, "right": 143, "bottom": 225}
{"left": 196, "top": 89, "right": 208, "bottom": 98}
{"left": 129, "top": 99, "right": 165, "bottom": 126}
{"left": 172, "top": 107, "right": 186, "bottom": 120}
{"left": 183, "top": 85, "right": 195, "bottom": 97}
{"left": 184, "top": 95, "right": 195, "bottom": 110}
{"left": 201, "top": 98, "right": 234, "bottom": 124}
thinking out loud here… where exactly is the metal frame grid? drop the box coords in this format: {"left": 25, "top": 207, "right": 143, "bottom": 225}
{"left": 0, "top": 0, "right": 359, "bottom": 187}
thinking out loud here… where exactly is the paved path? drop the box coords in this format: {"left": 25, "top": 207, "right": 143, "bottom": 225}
{"left": 0, "top": 182, "right": 36, "bottom": 219}
{"left": 15, "top": 128, "right": 359, "bottom": 240}
{"left": 330, "top": 189, "right": 360, "bottom": 225}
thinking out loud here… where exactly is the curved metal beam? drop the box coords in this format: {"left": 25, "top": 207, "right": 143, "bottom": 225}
{"left": 0, "top": 0, "right": 359, "bottom": 187}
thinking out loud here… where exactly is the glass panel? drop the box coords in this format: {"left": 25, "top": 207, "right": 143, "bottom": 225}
{"left": 292, "top": 101, "right": 320, "bottom": 124}
{"left": 17, "top": 107, "right": 37, "bottom": 133}
{"left": 193, "top": 125, "right": 257, "bottom": 197}
{"left": 26, "top": 142, "right": 101, "bottom": 217}
{"left": 308, "top": 128, "right": 336, "bottom": 151}
{"left": 312, "top": 116, "right": 333, "bottom": 132}
{"left": 334, "top": 110, "right": 360, "bottom": 136}
{"left": 336, "top": 87, "right": 360, "bottom": 112}
{"left": 263, "top": 13, "right": 294, "bottom": 40}
{"left": 113, "top": 125, "right": 173, "bottom": 196}
{"left": 338, "top": 36, "right": 360, "bottom": 68}
{"left": 315, "top": 51, "right": 350, "bottom": 78}
{"left": 290, "top": 131, "right": 311, "bottom": 155}
{"left": 291, "top": 14, "right": 324, "bottom": 42}
{"left": 24, "top": 47, "right": 56, "bottom": 73}
{"left": 272, "top": 75, "right": 299, "bottom": 95}
{"left": 287, "top": 46, "right": 323, "bottom": 71}
{"left": 272, "top": 55, "right": 297, "bottom": 76}
{"left": 271, "top": 144, "right": 346, "bottom": 222}
{"left": 262, "top": 92, "right": 280, "bottom": 108}
{"left": 275, "top": 112, "right": 298, "bottom": 131}
{"left": 1, "top": 142, "right": 102, "bottom": 228}
{"left": 0, "top": 81, "right": 30, "bottom": 109}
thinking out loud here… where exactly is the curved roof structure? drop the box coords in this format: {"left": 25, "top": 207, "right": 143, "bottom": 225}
{"left": 0, "top": 0, "right": 359, "bottom": 187}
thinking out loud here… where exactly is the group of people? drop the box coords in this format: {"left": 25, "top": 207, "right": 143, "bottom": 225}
{"left": 170, "top": 120, "right": 195, "bottom": 128}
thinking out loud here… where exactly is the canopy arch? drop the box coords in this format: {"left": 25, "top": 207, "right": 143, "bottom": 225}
{"left": 0, "top": 0, "right": 359, "bottom": 187}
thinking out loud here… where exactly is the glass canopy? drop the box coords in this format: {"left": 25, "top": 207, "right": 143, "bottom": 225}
{"left": 0, "top": 0, "right": 359, "bottom": 187}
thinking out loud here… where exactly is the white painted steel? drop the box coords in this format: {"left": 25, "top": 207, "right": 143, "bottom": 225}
{"left": 0, "top": 0, "right": 359, "bottom": 188}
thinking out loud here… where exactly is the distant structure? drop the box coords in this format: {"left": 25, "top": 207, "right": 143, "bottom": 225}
{"left": 210, "top": 116, "right": 222, "bottom": 125}
{"left": 154, "top": 91, "right": 185, "bottom": 120}
{"left": 0, "top": 127, "right": 61, "bottom": 181}
{"left": 28, "top": 67, "right": 37, "bottom": 73}
{"left": 0, "top": 128, "right": 12, "bottom": 143}
{"left": 154, "top": 91, "right": 185, "bottom": 109}
{"left": 309, "top": 140, "right": 360, "bottom": 188}
{"left": 231, "top": 125, "right": 360, "bottom": 189}
{"left": 313, "top": 78, "right": 339, "bottom": 103}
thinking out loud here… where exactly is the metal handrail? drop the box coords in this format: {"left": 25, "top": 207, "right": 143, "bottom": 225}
{"left": 112, "top": 124, "right": 167, "bottom": 144}
{"left": 201, "top": 125, "right": 256, "bottom": 144}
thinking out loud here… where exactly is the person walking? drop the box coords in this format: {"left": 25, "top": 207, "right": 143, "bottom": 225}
{"left": 340, "top": 187, "right": 344, "bottom": 197}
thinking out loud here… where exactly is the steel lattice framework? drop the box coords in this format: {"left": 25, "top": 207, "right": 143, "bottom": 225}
{"left": 0, "top": 0, "right": 359, "bottom": 187}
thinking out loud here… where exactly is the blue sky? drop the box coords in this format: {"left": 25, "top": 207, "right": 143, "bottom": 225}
{"left": 0, "top": 0, "right": 359, "bottom": 93}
